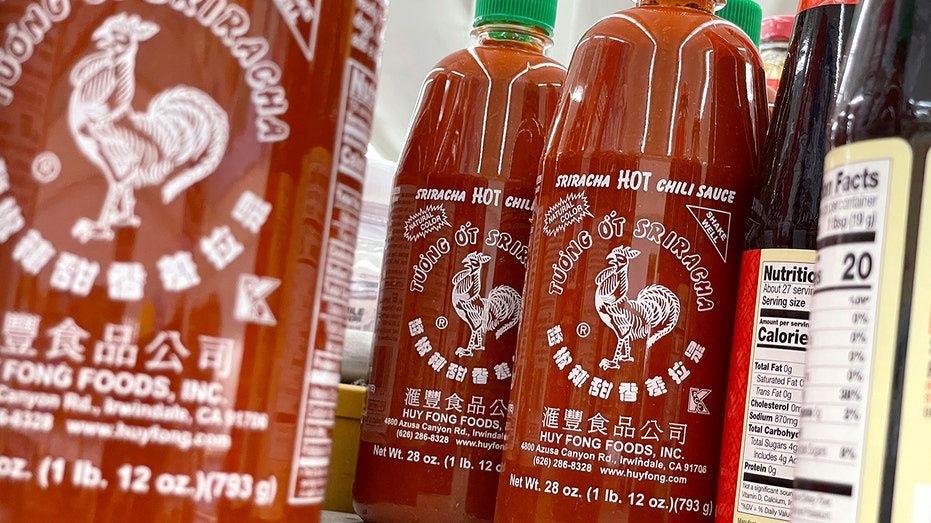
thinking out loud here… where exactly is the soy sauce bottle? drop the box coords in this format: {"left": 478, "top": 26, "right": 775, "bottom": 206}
{"left": 793, "top": 0, "right": 931, "bottom": 521}
{"left": 714, "top": 1, "right": 857, "bottom": 521}
{"left": 745, "top": 0, "right": 857, "bottom": 251}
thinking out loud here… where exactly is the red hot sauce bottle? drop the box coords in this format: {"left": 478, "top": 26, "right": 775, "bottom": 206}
{"left": 494, "top": 0, "right": 768, "bottom": 521}
{"left": 715, "top": 1, "right": 857, "bottom": 522}
{"left": 352, "top": 1, "right": 566, "bottom": 522}
{"left": 0, "top": 0, "right": 386, "bottom": 521}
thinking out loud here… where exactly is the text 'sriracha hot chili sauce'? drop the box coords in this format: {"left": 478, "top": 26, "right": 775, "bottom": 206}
{"left": 494, "top": 0, "right": 768, "bottom": 521}
{"left": 792, "top": 0, "right": 931, "bottom": 521}
{"left": 352, "top": 1, "right": 565, "bottom": 522}
{"left": 0, "top": 0, "right": 386, "bottom": 521}
{"left": 714, "top": 1, "right": 857, "bottom": 522}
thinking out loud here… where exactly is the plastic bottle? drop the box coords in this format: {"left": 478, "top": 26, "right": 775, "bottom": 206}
{"left": 493, "top": 0, "right": 768, "bottom": 521}
{"left": 792, "top": 0, "right": 931, "bottom": 521}
{"left": 0, "top": 0, "right": 386, "bottom": 521}
{"left": 759, "top": 15, "right": 795, "bottom": 110}
{"left": 352, "top": 2, "right": 566, "bottom": 522}
{"left": 715, "top": 1, "right": 857, "bottom": 522}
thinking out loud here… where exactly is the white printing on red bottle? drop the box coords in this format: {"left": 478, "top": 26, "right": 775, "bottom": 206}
{"left": 0, "top": 0, "right": 385, "bottom": 519}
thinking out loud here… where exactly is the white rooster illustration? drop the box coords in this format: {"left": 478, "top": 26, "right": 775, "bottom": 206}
{"left": 595, "top": 246, "right": 681, "bottom": 370}
{"left": 451, "top": 252, "right": 523, "bottom": 358}
{"left": 68, "top": 13, "right": 230, "bottom": 243}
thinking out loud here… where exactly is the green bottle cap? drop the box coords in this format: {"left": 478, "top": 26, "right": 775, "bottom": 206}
{"left": 473, "top": 0, "right": 558, "bottom": 36}
{"left": 717, "top": 0, "right": 763, "bottom": 46}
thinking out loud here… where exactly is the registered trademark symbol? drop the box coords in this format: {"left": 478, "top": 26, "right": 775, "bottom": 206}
{"left": 436, "top": 316, "right": 448, "bottom": 329}
{"left": 32, "top": 152, "right": 61, "bottom": 184}
{"left": 576, "top": 322, "right": 591, "bottom": 338}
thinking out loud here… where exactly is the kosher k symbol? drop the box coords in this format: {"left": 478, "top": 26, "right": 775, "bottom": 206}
{"left": 688, "top": 388, "right": 711, "bottom": 415}
{"left": 234, "top": 275, "right": 281, "bottom": 326}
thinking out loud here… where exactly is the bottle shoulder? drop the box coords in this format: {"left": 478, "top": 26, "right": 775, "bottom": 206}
{"left": 396, "top": 46, "right": 566, "bottom": 180}
{"left": 832, "top": 0, "right": 931, "bottom": 145}
{"left": 758, "top": 6, "right": 855, "bottom": 185}
{"left": 550, "top": 6, "right": 768, "bottom": 161}
{"left": 582, "top": 6, "right": 764, "bottom": 67}
{"left": 427, "top": 45, "right": 566, "bottom": 86}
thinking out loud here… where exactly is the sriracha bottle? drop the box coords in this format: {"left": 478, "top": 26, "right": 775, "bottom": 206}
{"left": 0, "top": 0, "right": 386, "bottom": 521}
{"left": 794, "top": 0, "right": 931, "bottom": 521}
{"left": 352, "top": 1, "right": 566, "bottom": 522}
{"left": 494, "top": 0, "right": 768, "bottom": 521}
{"left": 715, "top": 0, "right": 857, "bottom": 521}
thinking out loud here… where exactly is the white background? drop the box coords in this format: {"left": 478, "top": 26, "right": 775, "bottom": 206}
{"left": 370, "top": 0, "right": 798, "bottom": 163}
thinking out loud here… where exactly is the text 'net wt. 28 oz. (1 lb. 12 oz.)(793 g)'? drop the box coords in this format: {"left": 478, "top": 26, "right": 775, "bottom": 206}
{"left": 0, "top": 0, "right": 386, "bottom": 521}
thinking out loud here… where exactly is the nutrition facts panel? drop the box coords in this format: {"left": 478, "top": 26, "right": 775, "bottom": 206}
{"left": 792, "top": 156, "right": 891, "bottom": 523}
{"left": 736, "top": 259, "right": 811, "bottom": 521}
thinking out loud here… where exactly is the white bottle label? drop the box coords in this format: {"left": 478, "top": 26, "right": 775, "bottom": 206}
{"left": 793, "top": 138, "right": 931, "bottom": 522}
{"left": 720, "top": 249, "right": 814, "bottom": 523}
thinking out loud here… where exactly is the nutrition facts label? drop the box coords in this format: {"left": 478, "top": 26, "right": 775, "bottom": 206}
{"left": 793, "top": 153, "right": 892, "bottom": 522}
{"left": 736, "top": 259, "right": 811, "bottom": 521}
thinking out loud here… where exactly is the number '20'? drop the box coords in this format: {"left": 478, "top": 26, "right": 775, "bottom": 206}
{"left": 842, "top": 252, "right": 873, "bottom": 281}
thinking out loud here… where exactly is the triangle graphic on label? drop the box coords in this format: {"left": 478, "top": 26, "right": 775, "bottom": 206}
{"left": 272, "top": 0, "right": 319, "bottom": 62}
{"left": 687, "top": 205, "right": 731, "bottom": 263}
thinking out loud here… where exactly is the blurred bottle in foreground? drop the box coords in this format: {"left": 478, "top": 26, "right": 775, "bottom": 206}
{"left": 0, "top": 0, "right": 387, "bottom": 521}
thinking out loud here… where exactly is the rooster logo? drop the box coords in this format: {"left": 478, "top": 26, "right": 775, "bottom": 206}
{"left": 68, "top": 14, "right": 230, "bottom": 243}
{"left": 595, "top": 246, "right": 681, "bottom": 369}
{"left": 451, "top": 252, "right": 522, "bottom": 358}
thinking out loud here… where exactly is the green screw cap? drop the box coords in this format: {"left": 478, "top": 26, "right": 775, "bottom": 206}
{"left": 473, "top": 0, "right": 558, "bottom": 36}
{"left": 717, "top": 0, "right": 763, "bottom": 46}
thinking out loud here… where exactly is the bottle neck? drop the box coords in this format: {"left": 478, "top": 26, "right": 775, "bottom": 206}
{"left": 635, "top": 0, "right": 723, "bottom": 13}
{"left": 796, "top": 0, "right": 857, "bottom": 15}
{"left": 471, "top": 23, "right": 552, "bottom": 53}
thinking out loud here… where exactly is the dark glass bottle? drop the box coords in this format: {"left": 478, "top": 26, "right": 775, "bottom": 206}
{"left": 794, "top": 0, "right": 931, "bottom": 521}
{"left": 714, "top": 2, "right": 857, "bottom": 521}
{"left": 745, "top": 0, "right": 858, "bottom": 250}
{"left": 831, "top": 0, "right": 931, "bottom": 148}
